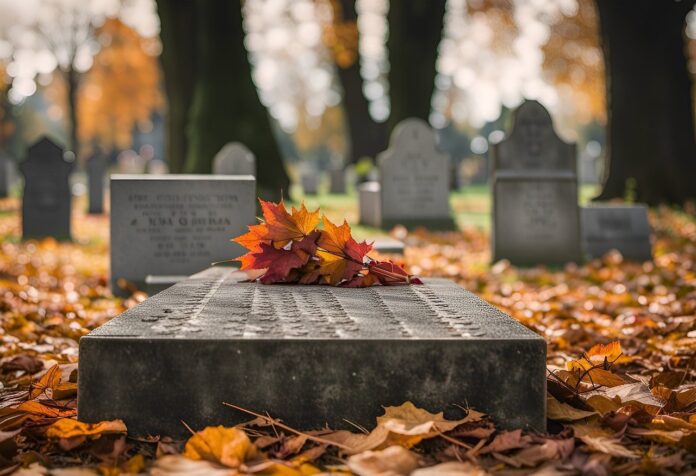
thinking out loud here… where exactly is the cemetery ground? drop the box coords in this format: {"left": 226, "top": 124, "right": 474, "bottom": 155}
{"left": 0, "top": 191, "right": 695, "bottom": 475}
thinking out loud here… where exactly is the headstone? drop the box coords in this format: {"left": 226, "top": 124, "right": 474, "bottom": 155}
{"left": 378, "top": 118, "right": 455, "bottom": 230}
{"left": 581, "top": 204, "right": 652, "bottom": 261}
{"left": 0, "top": 152, "right": 9, "bottom": 198}
{"left": 491, "top": 100, "right": 582, "bottom": 266}
{"left": 79, "top": 267, "right": 546, "bottom": 437}
{"left": 329, "top": 168, "right": 346, "bottom": 194}
{"left": 117, "top": 151, "right": 146, "bottom": 174}
{"left": 358, "top": 181, "right": 381, "bottom": 227}
{"left": 86, "top": 152, "right": 107, "bottom": 214}
{"left": 109, "top": 175, "right": 256, "bottom": 296}
{"left": 147, "top": 159, "right": 169, "bottom": 175}
{"left": 579, "top": 155, "right": 601, "bottom": 184}
{"left": 212, "top": 142, "right": 256, "bottom": 176}
{"left": 301, "top": 172, "right": 319, "bottom": 195}
{"left": 20, "top": 137, "right": 73, "bottom": 240}
{"left": 371, "top": 237, "right": 405, "bottom": 255}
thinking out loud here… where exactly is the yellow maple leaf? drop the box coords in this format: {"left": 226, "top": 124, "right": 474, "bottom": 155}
{"left": 183, "top": 426, "right": 256, "bottom": 468}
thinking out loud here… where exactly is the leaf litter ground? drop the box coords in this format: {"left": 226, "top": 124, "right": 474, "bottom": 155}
{"left": 0, "top": 197, "right": 694, "bottom": 475}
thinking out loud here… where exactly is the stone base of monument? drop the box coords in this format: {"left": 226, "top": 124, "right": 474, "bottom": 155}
{"left": 370, "top": 238, "right": 405, "bottom": 255}
{"left": 381, "top": 217, "right": 457, "bottom": 231}
{"left": 79, "top": 267, "right": 546, "bottom": 437}
{"left": 581, "top": 204, "right": 652, "bottom": 262}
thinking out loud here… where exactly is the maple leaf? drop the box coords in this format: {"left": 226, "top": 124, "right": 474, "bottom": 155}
{"left": 240, "top": 231, "right": 319, "bottom": 284}
{"left": 368, "top": 261, "right": 423, "bottom": 286}
{"left": 315, "top": 217, "right": 372, "bottom": 285}
{"left": 261, "top": 200, "right": 320, "bottom": 248}
{"left": 46, "top": 419, "right": 127, "bottom": 439}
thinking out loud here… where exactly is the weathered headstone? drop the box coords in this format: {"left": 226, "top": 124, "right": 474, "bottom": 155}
{"left": 371, "top": 237, "right": 405, "bottom": 255}
{"left": 329, "top": 167, "right": 346, "bottom": 194}
{"left": 20, "top": 137, "right": 73, "bottom": 240}
{"left": 109, "top": 175, "right": 255, "bottom": 296}
{"left": 378, "top": 118, "right": 455, "bottom": 230}
{"left": 358, "top": 181, "right": 381, "bottom": 227}
{"left": 147, "top": 159, "right": 169, "bottom": 175}
{"left": 79, "top": 267, "right": 546, "bottom": 436}
{"left": 581, "top": 204, "right": 652, "bottom": 261}
{"left": 491, "top": 100, "right": 582, "bottom": 266}
{"left": 0, "top": 152, "right": 9, "bottom": 198}
{"left": 301, "top": 172, "right": 319, "bottom": 195}
{"left": 212, "top": 142, "right": 256, "bottom": 176}
{"left": 86, "top": 152, "right": 107, "bottom": 214}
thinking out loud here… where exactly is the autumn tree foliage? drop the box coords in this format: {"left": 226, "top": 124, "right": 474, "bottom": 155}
{"left": 234, "top": 200, "right": 421, "bottom": 286}
{"left": 78, "top": 19, "right": 163, "bottom": 155}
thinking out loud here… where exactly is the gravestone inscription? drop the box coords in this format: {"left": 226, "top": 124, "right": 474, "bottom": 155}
{"left": 86, "top": 152, "right": 107, "bottom": 214}
{"left": 21, "top": 137, "right": 73, "bottom": 240}
{"left": 491, "top": 100, "right": 582, "bottom": 266}
{"left": 581, "top": 204, "right": 652, "bottom": 261}
{"left": 212, "top": 142, "right": 256, "bottom": 176}
{"left": 378, "top": 118, "right": 455, "bottom": 230}
{"left": 79, "top": 266, "right": 546, "bottom": 436}
{"left": 109, "top": 175, "right": 255, "bottom": 296}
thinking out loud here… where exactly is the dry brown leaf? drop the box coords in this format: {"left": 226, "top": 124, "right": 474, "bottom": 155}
{"left": 183, "top": 426, "right": 256, "bottom": 468}
{"left": 151, "top": 455, "right": 235, "bottom": 476}
{"left": 411, "top": 461, "right": 489, "bottom": 475}
{"left": 347, "top": 445, "right": 419, "bottom": 476}
{"left": 46, "top": 419, "right": 126, "bottom": 439}
{"left": 547, "top": 397, "right": 598, "bottom": 422}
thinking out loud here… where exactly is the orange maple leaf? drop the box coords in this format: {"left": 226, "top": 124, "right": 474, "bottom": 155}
{"left": 315, "top": 217, "right": 372, "bottom": 285}
{"left": 262, "top": 199, "right": 320, "bottom": 248}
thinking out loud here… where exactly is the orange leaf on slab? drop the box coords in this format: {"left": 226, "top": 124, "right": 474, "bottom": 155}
{"left": 261, "top": 200, "right": 320, "bottom": 248}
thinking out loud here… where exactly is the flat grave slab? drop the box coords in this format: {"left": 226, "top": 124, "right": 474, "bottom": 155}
{"left": 581, "top": 204, "right": 652, "bottom": 261}
{"left": 79, "top": 267, "right": 546, "bottom": 437}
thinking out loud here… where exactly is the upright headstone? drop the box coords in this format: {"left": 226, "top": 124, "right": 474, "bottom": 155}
{"left": 358, "top": 181, "right": 381, "bottom": 227}
{"left": 491, "top": 100, "right": 582, "bottom": 266}
{"left": 20, "top": 137, "right": 73, "bottom": 240}
{"left": 109, "top": 175, "right": 255, "bottom": 296}
{"left": 86, "top": 152, "right": 107, "bottom": 214}
{"left": 378, "top": 118, "right": 455, "bottom": 230}
{"left": 79, "top": 267, "right": 546, "bottom": 436}
{"left": 212, "top": 142, "right": 256, "bottom": 176}
{"left": 581, "top": 204, "right": 652, "bottom": 261}
{"left": 147, "top": 159, "right": 169, "bottom": 175}
{"left": 0, "top": 153, "right": 9, "bottom": 198}
{"left": 301, "top": 172, "right": 319, "bottom": 195}
{"left": 328, "top": 167, "right": 346, "bottom": 194}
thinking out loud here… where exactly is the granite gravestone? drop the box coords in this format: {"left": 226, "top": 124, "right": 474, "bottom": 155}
{"left": 378, "top": 118, "right": 455, "bottom": 230}
{"left": 358, "top": 181, "right": 381, "bottom": 227}
{"left": 212, "top": 142, "right": 256, "bottom": 176}
{"left": 0, "top": 152, "right": 9, "bottom": 198}
{"left": 79, "top": 267, "right": 546, "bottom": 436}
{"left": 329, "top": 167, "right": 346, "bottom": 194}
{"left": 301, "top": 172, "right": 319, "bottom": 195}
{"left": 109, "top": 175, "right": 255, "bottom": 296}
{"left": 21, "top": 137, "right": 73, "bottom": 240}
{"left": 491, "top": 100, "right": 582, "bottom": 266}
{"left": 581, "top": 204, "right": 652, "bottom": 261}
{"left": 86, "top": 152, "right": 107, "bottom": 214}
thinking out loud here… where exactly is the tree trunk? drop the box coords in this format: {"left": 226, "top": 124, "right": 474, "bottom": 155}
{"left": 184, "top": 0, "right": 289, "bottom": 200}
{"left": 65, "top": 67, "right": 80, "bottom": 159}
{"left": 335, "top": 0, "right": 387, "bottom": 164}
{"left": 155, "top": 0, "right": 197, "bottom": 173}
{"left": 386, "top": 0, "right": 446, "bottom": 133}
{"left": 595, "top": 0, "right": 696, "bottom": 205}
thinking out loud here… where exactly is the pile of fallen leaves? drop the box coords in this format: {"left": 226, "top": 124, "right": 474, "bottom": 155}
{"left": 234, "top": 199, "right": 421, "bottom": 286}
{"left": 0, "top": 198, "right": 694, "bottom": 474}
